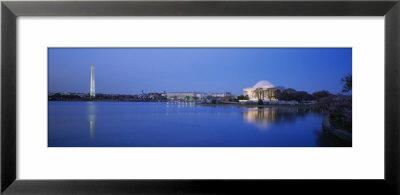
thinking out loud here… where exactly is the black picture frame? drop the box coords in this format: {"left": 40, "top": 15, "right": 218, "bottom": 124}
{"left": 2, "top": 0, "right": 400, "bottom": 194}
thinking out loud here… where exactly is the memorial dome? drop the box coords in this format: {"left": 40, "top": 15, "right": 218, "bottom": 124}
{"left": 252, "top": 80, "right": 275, "bottom": 89}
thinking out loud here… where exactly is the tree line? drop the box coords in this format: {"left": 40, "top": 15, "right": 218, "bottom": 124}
{"left": 236, "top": 74, "right": 352, "bottom": 103}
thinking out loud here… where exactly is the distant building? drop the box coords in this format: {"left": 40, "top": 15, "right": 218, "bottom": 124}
{"left": 244, "top": 80, "right": 279, "bottom": 101}
{"left": 203, "top": 92, "right": 232, "bottom": 98}
{"left": 166, "top": 92, "right": 203, "bottom": 101}
{"left": 166, "top": 92, "right": 232, "bottom": 101}
{"left": 161, "top": 91, "right": 167, "bottom": 98}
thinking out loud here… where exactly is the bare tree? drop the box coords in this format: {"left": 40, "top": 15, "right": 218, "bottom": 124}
{"left": 341, "top": 74, "right": 352, "bottom": 93}
{"left": 252, "top": 88, "right": 264, "bottom": 100}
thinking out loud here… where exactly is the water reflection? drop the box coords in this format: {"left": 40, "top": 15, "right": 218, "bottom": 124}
{"left": 88, "top": 102, "right": 96, "bottom": 138}
{"left": 243, "top": 107, "right": 313, "bottom": 129}
{"left": 176, "top": 101, "right": 196, "bottom": 108}
{"left": 49, "top": 102, "right": 349, "bottom": 147}
{"left": 243, "top": 107, "right": 278, "bottom": 129}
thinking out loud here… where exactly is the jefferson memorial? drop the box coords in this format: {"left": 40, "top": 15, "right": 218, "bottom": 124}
{"left": 243, "top": 80, "right": 279, "bottom": 101}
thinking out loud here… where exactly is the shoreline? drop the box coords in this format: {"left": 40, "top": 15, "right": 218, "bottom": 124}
{"left": 49, "top": 100, "right": 320, "bottom": 109}
{"left": 195, "top": 103, "right": 318, "bottom": 108}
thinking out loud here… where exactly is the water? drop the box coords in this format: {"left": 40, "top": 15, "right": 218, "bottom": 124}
{"left": 48, "top": 101, "right": 350, "bottom": 147}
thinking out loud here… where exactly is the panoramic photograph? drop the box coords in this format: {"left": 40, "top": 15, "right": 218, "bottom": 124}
{"left": 48, "top": 48, "right": 352, "bottom": 147}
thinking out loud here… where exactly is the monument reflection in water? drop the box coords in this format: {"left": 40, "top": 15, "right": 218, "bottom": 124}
{"left": 242, "top": 106, "right": 349, "bottom": 146}
{"left": 48, "top": 102, "right": 350, "bottom": 147}
{"left": 243, "top": 107, "right": 309, "bottom": 130}
{"left": 243, "top": 107, "right": 279, "bottom": 129}
{"left": 88, "top": 102, "right": 96, "bottom": 138}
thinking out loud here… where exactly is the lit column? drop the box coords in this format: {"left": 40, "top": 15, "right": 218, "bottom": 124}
{"left": 90, "top": 64, "right": 96, "bottom": 98}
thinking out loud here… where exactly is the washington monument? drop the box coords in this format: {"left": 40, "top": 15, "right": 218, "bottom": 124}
{"left": 90, "top": 64, "right": 96, "bottom": 98}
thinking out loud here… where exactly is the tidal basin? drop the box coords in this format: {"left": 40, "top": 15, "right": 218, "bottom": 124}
{"left": 48, "top": 101, "right": 349, "bottom": 147}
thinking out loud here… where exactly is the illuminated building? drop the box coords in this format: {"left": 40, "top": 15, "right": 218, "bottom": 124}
{"left": 166, "top": 92, "right": 203, "bottom": 101}
{"left": 90, "top": 64, "right": 96, "bottom": 98}
{"left": 243, "top": 80, "right": 279, "bottom": 101}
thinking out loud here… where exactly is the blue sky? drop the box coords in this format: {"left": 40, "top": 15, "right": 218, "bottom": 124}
{"left": 48, "top": 48, "right": 352, "bottom": 95}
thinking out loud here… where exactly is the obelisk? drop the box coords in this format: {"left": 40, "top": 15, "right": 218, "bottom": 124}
{"left": 90, "top": 64, "right": 96, "bottom": 98}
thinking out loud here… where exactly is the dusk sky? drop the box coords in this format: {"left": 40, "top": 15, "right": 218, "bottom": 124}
{"left": 48, "top": 48, "right": 352, "bottom": 95}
